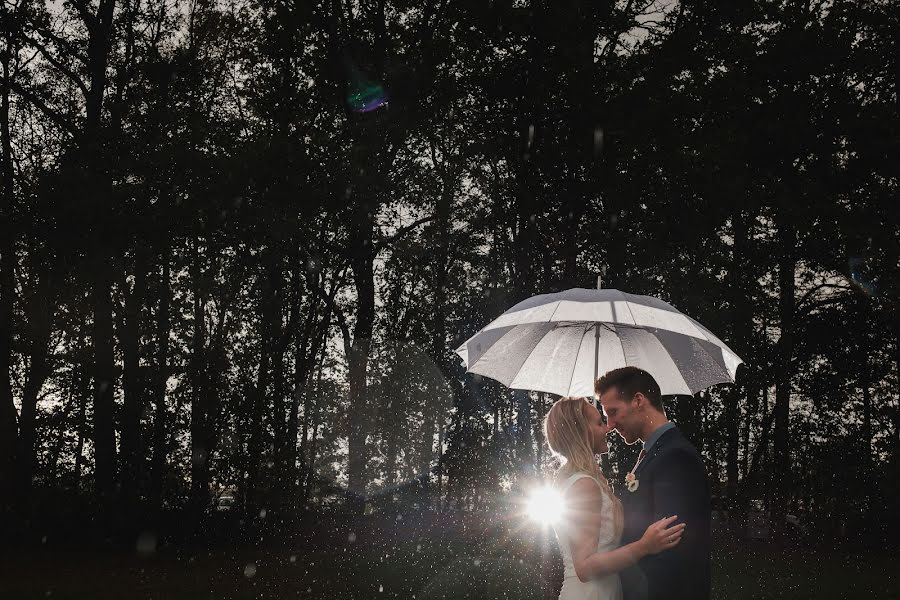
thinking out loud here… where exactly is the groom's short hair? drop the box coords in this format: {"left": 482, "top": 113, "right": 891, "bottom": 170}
{"left": 595, "top": 367, "right": 664, "bottom": 411}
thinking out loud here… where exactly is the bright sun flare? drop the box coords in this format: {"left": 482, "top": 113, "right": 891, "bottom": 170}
{"left": 526, "top": 486, "right": 565, "bottom": 525}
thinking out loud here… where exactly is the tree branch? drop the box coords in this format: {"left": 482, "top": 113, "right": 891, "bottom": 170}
{"left": 375, "top": 215, "right": 435, "bottom": 252}
{"left": 69, "top": 0, "right": 97, "bottom": 30}
{"left": 1, "top": 77, "right": 77, "bottom": 136}
{"left": 22, "top": 34, "right": 89, "bottom": 97}
{"left": 30, "top": 25, "right": 87, "bottom": 66}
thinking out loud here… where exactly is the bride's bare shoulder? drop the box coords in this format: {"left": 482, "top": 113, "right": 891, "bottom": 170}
{"left": 566, "top": 477, "right": 605, "bottom": 520}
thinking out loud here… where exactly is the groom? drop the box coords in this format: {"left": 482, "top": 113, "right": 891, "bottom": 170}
{"left": 595, "top": 367, "right": 711, "bottom": 600}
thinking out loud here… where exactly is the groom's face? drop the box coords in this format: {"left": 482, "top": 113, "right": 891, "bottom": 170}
{"left": 598, "top": 388, "right": 640, "bottom": 445}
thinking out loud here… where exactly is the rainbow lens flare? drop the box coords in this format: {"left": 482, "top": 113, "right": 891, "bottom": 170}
{"left": 347, "top": 81, "right": 388, "bottom": 113}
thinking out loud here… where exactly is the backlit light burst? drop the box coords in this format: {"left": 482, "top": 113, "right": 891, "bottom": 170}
{"left": 526, "top": 486, "right": 565, "bottom": 525}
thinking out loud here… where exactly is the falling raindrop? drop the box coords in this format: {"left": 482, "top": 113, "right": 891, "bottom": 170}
{"left": 348, "top": 532, "right": 357, "bottom": 544}
{"left": 289, "top": 555, "right": 297, "bottom": 563}
{"left": 136, "top": 531, "right": 157, "bottom": 557}
{"left": 259, "top": 508, "right": 267, "bottom": 519}
{"left": 192, "top": 447, "right": 207, "bottom": 467}
{"left": 244, "top": 562, "right": 257, "bottom": 578}
{"left": 593, "top": 127, "right": 604, "bottom": 156}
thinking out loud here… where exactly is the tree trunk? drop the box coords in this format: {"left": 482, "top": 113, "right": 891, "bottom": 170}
{"left": 86, "top": 0, "right": 121, "bottom": 517}
{"left": 293, "top": 299, "right": 324, "bottom": 501}
{"left": 861, "top": 375, "right": 872, "bottom": 459}
{"left": 15, "top": 254, "right": 53, "bottom": 508}
{"left": 270, "top": 262, "right": 289, "bottom": 508}
{"left": 516, "top": 390, "right": 535, "bottom": 475}
{"left": 0, "top": 31, "right": 18, "bottom": 509}
{"left": 91, "top": 262, "right": 117, "bottom": 510}
{"left": 121, "top": 245, "right": 148, "bottom": 512}
{"left": 558, "top": 0, "right": 600, "bottom": 290}
{"left": 149, "top": 244, "right": 170, "bottom": 510}
{"left": 436, "top": 410, "right": 445, "bottom": 512}
{"left": 302, "top": 348, "right": 326, "bottom": 508}
{"left": 246, "top": 255, "right": 279, "bottom": 514}
{"left": 895, "top": 327, "right": 900, "bottom": 461}
{"left": 48, "top": 374, "right": 77, "bottom": 484}
{"left": 772, "top": 218, "right": 795, "bottom": 538}
{"left": 290, "top": 296, "right": 313, "bottom": 500}
{"left": 533, "top": 393, "right": 546, "bottom": 470}
{"left": 73, "top": 365, "right": 89, "bottom": 489}
{"left": 189, "top": 238, "right": 210, "bottom": 516}
{"left": 726, "top": 210, "right": 750, "bottom": 499}
{"left": 430, "top": 178, "right": 453, "bottom": 378}
{"left": 741, "top": 383, "right": 759, "bottom": 480}
{"left": 346, "top": 203, "right": 376, "bottom": 511}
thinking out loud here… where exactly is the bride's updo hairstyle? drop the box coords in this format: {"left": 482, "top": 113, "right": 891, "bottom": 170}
{"left": 543, "top": 397, "right": 604, "bottom": 485}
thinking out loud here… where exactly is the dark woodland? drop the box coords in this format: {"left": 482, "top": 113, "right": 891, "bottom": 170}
{"left": 1, "top": 1, "right": 898, "bottom": 598}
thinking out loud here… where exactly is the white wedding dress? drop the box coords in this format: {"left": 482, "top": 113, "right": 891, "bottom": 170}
{"left": 553, "top": 473, "right": 624, "bottom": 600}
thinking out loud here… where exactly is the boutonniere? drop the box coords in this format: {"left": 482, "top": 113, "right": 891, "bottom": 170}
{"left": 625, "top": 471, "right": 640, "bottom": 493}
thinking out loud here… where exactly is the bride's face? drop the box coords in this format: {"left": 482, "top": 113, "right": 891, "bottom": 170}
{"left": 582, "top": 400, "right": 610, "bottom": 455}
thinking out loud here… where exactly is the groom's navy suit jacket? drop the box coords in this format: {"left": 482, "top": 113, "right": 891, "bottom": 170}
{"left": 619, "top": 426, "right": 711, "bottom": 600}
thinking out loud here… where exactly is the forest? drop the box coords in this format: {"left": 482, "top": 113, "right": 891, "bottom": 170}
{"left": 1, "top": 1, "right": 898, "bottom": 598}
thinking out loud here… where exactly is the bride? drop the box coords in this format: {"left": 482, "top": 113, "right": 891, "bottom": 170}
{"left": 543, "top": 397, "right": 684, "bottom": 600}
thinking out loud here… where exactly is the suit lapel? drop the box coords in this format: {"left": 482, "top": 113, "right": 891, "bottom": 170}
{"left": 634, "top": 427, "right": 679, "bottom": 478}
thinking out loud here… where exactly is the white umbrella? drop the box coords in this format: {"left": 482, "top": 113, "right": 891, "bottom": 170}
{"left": 455, "top": 288, "right": 743, "bottom": 397}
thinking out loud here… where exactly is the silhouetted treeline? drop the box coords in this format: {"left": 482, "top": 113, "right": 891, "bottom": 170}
{"left": 1, "top": 0, "right": 897, "bottom": 545}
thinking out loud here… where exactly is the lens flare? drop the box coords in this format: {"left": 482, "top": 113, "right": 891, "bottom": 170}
{"left": 347, "top": 82, "right": 388, "bottom": 113}
{"left": 345, "top": 60, "right": 388, "bottom": 113}
{"left": 526, "top": 486, "right": 564, "bottom": 525}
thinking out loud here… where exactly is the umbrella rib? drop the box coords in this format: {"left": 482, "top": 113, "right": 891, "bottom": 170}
{"left": 546, "top": 301, "right": 563, "bottom": 323}
{"left": 564, "top": 325, "right": 587, "bottom": 397}
{"left": 617, "top": 324, "right": 628, "bottom": 368}
{"left": 681, "top": 315, "right": 712, "bottom": 344}
{"left": 623, "top": 296, "right": 639, "bottom": 327}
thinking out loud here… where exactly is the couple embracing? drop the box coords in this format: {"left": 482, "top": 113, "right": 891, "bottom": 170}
{"left": 543, "top": 366, "right": 711, "bottom": 600}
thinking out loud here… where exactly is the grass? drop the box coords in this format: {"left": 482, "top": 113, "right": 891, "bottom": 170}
{"left": 711, "top": 541, "right": 899, "bottom": 600}
{"left": 1, "top": 517, "right": 896, "bottom": 600}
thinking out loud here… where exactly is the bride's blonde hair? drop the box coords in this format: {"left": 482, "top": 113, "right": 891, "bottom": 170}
{"left": 543, "top": 396, "right": 623, "bottom": 534}
{"left": 544, "top": 397, "right": 604, "bottom": 485}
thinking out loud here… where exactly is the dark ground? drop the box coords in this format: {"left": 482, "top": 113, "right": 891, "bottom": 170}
{"left": 1, "top": 510, "right": 896, "bottom": 600}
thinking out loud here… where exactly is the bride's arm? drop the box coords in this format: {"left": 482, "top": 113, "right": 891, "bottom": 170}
{"left": 567, "top": 479, "right": 684, "bottom": 582}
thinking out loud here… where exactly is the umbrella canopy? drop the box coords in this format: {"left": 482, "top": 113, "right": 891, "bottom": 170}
{"left": 455, "top": 288, "right": 743, "bottom": 397}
